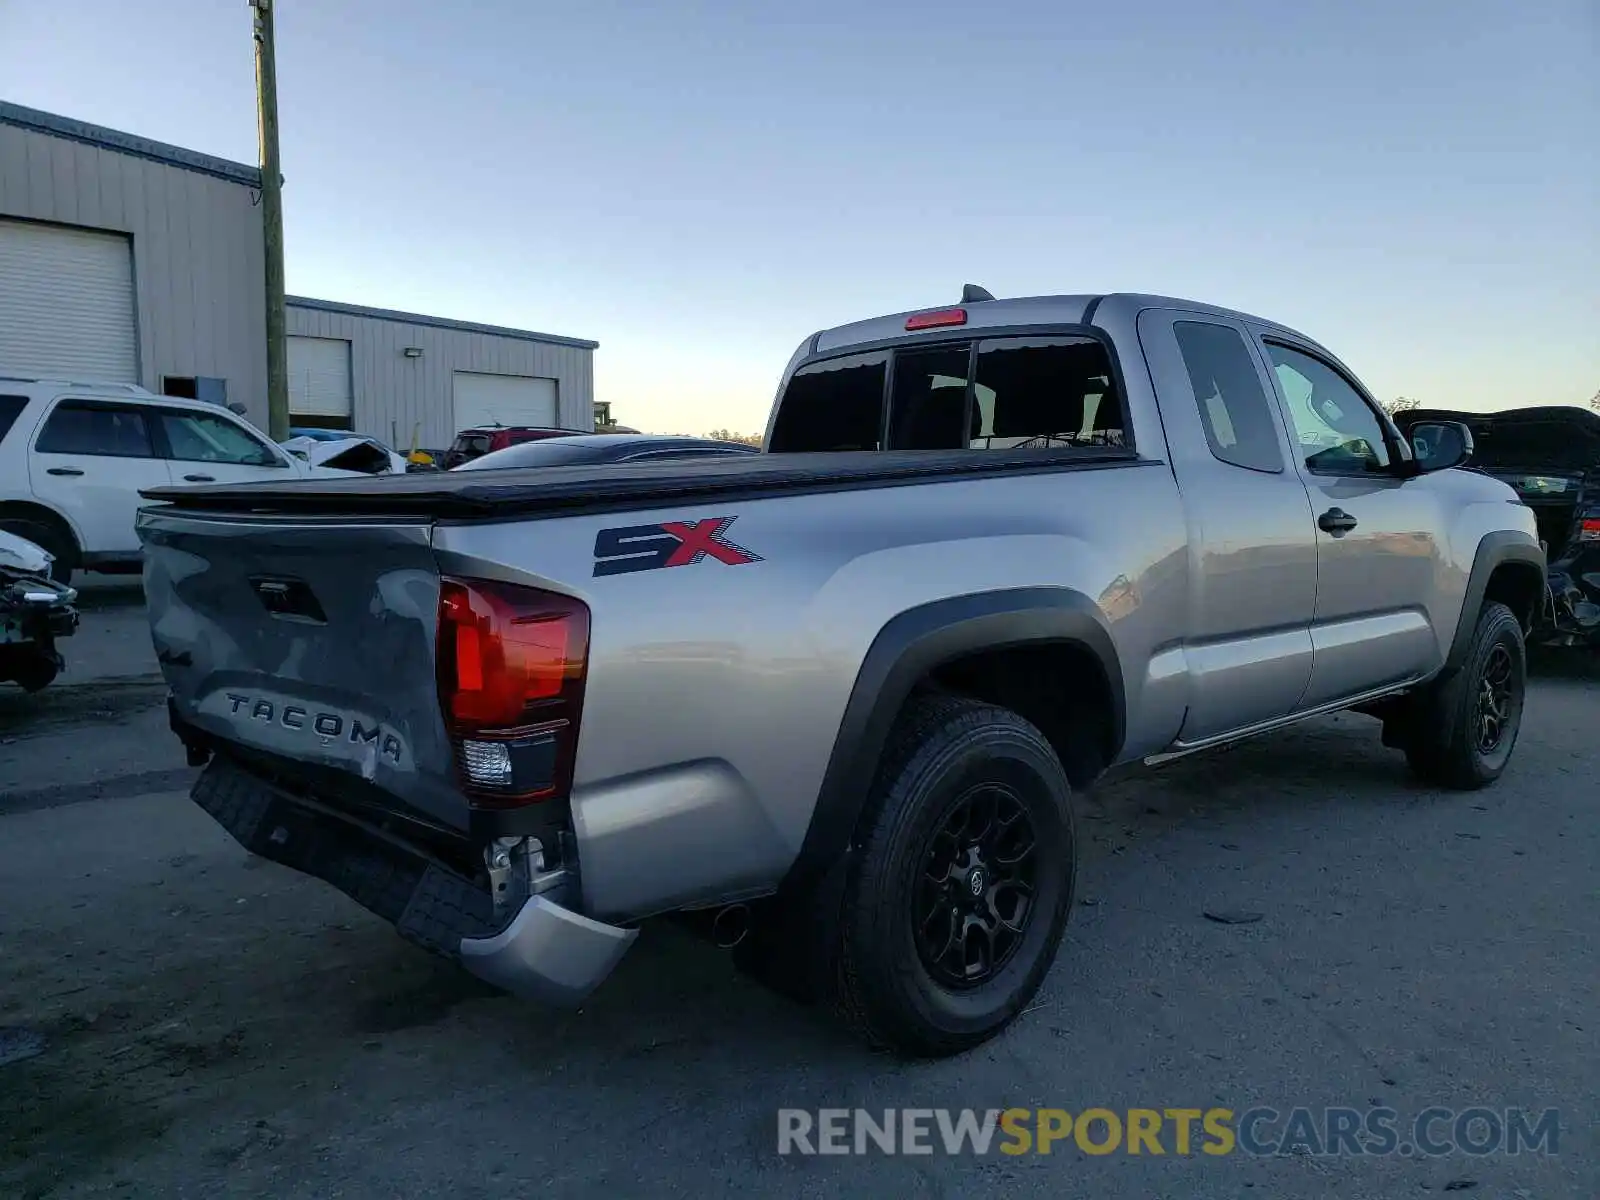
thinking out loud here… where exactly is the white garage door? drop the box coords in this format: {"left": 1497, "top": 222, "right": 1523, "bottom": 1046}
{"left": 287, "top": 336, "right": 353, "bottom": 421}
{"left": 452, "top": 372, "right": 557, "bottom": 432}
{"left": 0, "top": 219, "right": 137, "bottom": 382}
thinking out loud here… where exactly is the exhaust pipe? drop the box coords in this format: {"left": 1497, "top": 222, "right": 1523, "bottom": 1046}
{"left": 711, "top": 904, "right": 751, "bottom": 949}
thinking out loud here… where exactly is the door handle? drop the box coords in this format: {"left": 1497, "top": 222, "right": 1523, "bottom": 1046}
{"left": 1318, "top": 507, "right": 1359, "bottom": 537}
{"left": 183, "top": 473, "right": 215, "bottom": 482}
{"left": 45, "top": 466, "right": 84, "bottom": 477}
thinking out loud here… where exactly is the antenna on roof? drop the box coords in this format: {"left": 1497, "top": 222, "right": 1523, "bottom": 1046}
{"left": 961, "top": 283, "right": 996, "bottom": 303}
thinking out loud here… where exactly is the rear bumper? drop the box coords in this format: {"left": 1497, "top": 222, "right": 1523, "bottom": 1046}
{"left": 458, "top": 896, "right": 637, "bottom": 1004}
{"left": 192, "top": 757, "right": 636, "bottom": 1005}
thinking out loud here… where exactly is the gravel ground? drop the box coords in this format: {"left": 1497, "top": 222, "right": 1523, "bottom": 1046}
{"left": 1, "top": 590, "right": 1595, "bottom": 1198}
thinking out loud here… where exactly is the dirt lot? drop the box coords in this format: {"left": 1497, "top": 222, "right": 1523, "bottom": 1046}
{"left": 2, "top": 587, "right": 1595, "bottom": 1198}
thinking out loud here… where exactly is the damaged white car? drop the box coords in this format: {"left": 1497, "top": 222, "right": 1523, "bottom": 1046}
{"left": 0, "top": 529, "right": 78, "bottom": 693}
{"left": 280, "top": 434, "right": 411, "bottom": 476}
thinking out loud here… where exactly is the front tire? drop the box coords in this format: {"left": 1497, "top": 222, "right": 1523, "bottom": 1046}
{"left": 834, "top": 694, "right": 1077, "bottom": 1057}
{"left": 1403, "top": 601, "right": 1526, "bottom": 789}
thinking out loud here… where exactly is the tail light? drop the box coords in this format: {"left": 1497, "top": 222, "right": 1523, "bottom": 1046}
{"left": 1580, "top": 517, "right": 1600, "bottom": 543}
{"left": 436, "top": 577, "right": 589, "bottom": 807}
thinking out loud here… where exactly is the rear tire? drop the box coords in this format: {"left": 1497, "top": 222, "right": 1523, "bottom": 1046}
{"left": 1402, "top": 601, "right": 1526, "bottom": 789}
{"left": 0, "top": 517, "right": 77, "bottom": 584}
{"left": 833, "top": 693, "right": 1077, "bottom": 1057}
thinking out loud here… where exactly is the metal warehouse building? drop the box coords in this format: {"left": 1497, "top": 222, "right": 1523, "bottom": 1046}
{"left": 0, "top": 102, "right": 596, "bottom": 448}
{"left": 282, "top": 297, "right": 596, "bottom": 451}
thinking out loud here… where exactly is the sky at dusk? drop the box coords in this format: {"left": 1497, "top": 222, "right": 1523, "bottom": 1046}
{"left": 3, "top": 0, "right": 1595, "bottom": 434}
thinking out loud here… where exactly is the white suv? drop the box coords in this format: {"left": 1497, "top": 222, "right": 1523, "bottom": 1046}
{"left": 0, "top": 376, "right": 353, "bottom": 581}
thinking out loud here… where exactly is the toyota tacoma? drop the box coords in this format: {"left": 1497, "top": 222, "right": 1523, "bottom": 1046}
{"left": 137, "top": 289, "right": 1545, "bottom": 1056}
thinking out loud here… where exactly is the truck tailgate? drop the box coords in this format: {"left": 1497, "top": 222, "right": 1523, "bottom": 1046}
{"left": 139, "top": 508, "right": 467, "bottom": 833}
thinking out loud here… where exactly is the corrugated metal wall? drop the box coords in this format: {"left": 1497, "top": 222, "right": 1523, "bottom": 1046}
{"left": 0, "top": 122, "right": 269, "bottom": 421}
{"left": 285, "top": 303, "right": 595, "bottom": 450}
{"left": 1, "top": 110, "right": 595, "bottom": 448}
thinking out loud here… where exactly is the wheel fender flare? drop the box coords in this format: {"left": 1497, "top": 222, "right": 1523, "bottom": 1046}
{"left": 781, "top": 586, "right": 1123, "bottom": 895}
{"left": 0, "top": 499, "right": 84, "bottom": 556}
{"left": 1443, "top": 531, "right": 1545, "bottom": 675}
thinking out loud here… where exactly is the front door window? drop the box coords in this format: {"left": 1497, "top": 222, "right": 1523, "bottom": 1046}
{"left": 157, "top": 410, "right": 282, "bottom": 467}
{"left": 1266, "top": 343, "right": 1391, "bottom": 475}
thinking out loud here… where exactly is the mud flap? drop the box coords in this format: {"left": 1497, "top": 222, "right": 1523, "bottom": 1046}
{"left": 732, "top": 850, "right": 852, "bottom": 1006}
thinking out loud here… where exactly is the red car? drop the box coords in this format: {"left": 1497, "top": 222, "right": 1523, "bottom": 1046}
{"left": 438, "top": 425, "right": 577, "bottom": 469}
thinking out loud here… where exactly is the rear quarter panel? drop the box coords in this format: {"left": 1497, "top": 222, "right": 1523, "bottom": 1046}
{"left": 433, "top": 462, "right": 1190, "bottom": 920}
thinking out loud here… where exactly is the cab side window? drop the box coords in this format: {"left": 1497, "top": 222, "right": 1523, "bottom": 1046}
{"left": 35, "top": 401, "right": 156, "bottom": 457}
{"left": 1174, "top": 322, "right": 1284, "bottom": 473}
{"left": 1266, "top": 343, "right": 1391, "bottom": 475}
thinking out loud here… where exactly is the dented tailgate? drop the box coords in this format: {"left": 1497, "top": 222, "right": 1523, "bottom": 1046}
{"left": 138, "top": 508, "right": 469, "bottom": 832}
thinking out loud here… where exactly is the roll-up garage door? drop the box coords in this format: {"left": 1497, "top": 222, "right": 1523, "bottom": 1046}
{"left": 0, "top": 219, "right": 137, "bottom": 382}
{"left": 452, "top": 372, "right": 558, "bottom": 432}
{"left": 287, "top": 335, "right": 353, "bottom": 423}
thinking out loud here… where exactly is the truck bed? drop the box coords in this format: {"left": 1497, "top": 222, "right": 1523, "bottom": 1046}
{"left": 141, "top": 446, "right": 1143, "bottom": 519}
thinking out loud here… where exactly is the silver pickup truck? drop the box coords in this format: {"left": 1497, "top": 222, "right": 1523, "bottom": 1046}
{"left": 138, "top": 289, "right": 1544, "bottom": 1057}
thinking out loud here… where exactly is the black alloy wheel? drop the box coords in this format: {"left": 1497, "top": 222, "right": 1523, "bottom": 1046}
{"left": 915, "top": 783, "right": 1038, "bottom": 989}
{"left": 1474, "top": 643, "right": 1516, "bottom": 755}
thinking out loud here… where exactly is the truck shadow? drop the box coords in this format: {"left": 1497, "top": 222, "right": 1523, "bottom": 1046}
{"left": 4, "top": 696, "right": 1575, "bottom": 1193}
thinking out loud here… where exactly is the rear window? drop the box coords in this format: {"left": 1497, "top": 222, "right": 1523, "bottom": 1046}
{"left": 769, "top": 336, "right": 1125, "bottom": 453}
{"left": 970, "top": 337, "right": 1124, "bottom": 448}
{"left": 453, "top": 434, "right": 492, "bottom": 456}
{"left": 769, "top": 352, "right": 887, "bottom": 452}
{"left": 888, "top": 347, "right": 971, "bottom": 450}
{"left": 0, "top": 395, "right": 26, "bottom": 444}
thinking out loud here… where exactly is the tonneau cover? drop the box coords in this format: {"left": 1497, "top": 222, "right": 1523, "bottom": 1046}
{"left": 139, "top": 446, "right": 1143, "bottom": 519}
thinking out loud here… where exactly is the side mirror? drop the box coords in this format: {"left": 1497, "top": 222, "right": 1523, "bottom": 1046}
{"left": 1408, "top": 420, "right": 1474, "bottom": 473}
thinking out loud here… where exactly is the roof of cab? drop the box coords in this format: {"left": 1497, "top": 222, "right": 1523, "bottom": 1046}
{"left": 810, "top": 290, "right": 1323, "bottom": 356}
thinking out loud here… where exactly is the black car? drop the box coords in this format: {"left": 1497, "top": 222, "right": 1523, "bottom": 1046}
{"left": 1397, "top": 405, "right": 1600, "bottom": 647}
{"left": 451, "top": 432, "right": 760, "bottom": 472}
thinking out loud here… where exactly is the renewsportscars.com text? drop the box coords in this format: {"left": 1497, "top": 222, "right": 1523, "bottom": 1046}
{"left": 776, "top": 1107, "right": 1561, "bottom": 1158}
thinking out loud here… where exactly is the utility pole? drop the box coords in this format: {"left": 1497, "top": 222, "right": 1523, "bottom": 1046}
{"left": 251, "top": 0, "right": 289, "bottom": 440}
